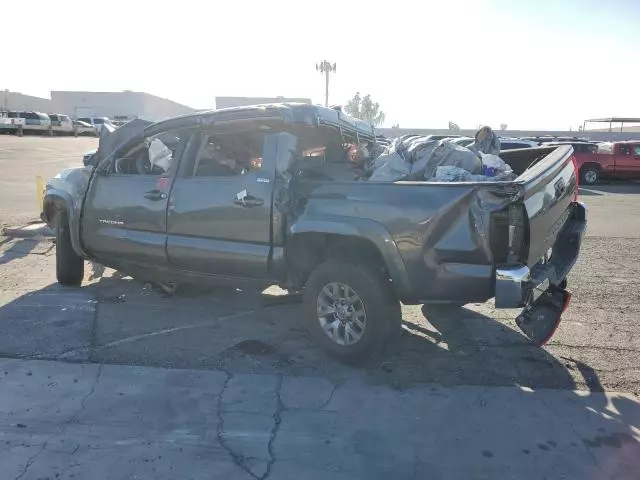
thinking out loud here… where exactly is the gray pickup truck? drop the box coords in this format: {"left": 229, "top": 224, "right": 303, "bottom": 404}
{"left": 43, "top": 104, "right": 586, "bottom": 362}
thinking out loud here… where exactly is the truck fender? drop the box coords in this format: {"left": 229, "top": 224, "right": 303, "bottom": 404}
{"left": 289, "top": 218, "right": 412, "bottom": 298}
{"left": 43, "top": 189, "right": 87, "bottom": 258}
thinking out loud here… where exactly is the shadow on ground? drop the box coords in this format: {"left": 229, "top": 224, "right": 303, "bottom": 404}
{"left": 0, "top": 275, "right": 639, "bottom": 479}
{"left": 0, "top": 271, "right": 615, "bottom": 393}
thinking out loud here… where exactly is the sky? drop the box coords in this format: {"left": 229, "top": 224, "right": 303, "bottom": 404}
{"left": 2, "top": 0, "right": 639, "bottom": 130}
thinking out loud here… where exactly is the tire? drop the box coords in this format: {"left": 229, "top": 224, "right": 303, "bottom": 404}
{"left": 303, "top": 259, "right": 400, "bottom": 364}
{"left": 56, "top": 211, "right": 84, "bottom": 286}
{"left": 580, "top": 166, "right": 599, "bottom": 185}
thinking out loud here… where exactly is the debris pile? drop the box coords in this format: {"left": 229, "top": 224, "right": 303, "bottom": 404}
{"left": 368, "top": 126, "right": 516, "bottom": 182}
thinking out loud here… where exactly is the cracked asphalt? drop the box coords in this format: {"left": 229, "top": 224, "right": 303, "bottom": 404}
{"left": 1, "top": 136, "right": 640, "bottom": 478}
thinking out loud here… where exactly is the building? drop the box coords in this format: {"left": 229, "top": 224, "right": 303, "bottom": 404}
{"left": 50, "top": 91, "right": 196, "bottom": 121}
{"left": 215, "top": 96, "right": 312, "bottom": 109}
{"left": 0, "top": 90, "right": 51, "bottom": 113}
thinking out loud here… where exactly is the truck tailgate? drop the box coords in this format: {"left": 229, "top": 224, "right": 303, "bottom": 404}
{"left": 517, "top": 145, "right": 577, "bottom": 266}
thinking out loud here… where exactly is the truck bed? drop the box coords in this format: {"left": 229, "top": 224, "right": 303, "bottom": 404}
{"left": 293, "top": 145, "right": 579, "bottom": 304}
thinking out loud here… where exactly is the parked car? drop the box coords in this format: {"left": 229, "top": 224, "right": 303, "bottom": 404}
{"left": 72, "top": 120, "right": 99, "bottom": 137}
{"left": 43, "top": 104, "right": 586, "bottom": 362}
{"left": 450, "top": 136, "right": 474, "bottom": 147}
{"left": 499, "top": 138, "right": 540, "bottom": 150}
{"left": 0, "top": 111, "right": 26, "bottom": 133}
{"left": 572, "top": 141, "right": 640, "bottom": 185}
{"left": 48, "top": 114, "right": 74, "bottom": 135}
{"left": 8, "top": 111, "right": 51, "bottom": 132}
{"left": 425, "top": 134, "right": 461, "bottom": 141}
{"left": 76, "top": 117, "right": 115, "bottom": 134}
{"left": 520, "top": 136, "right": 591, "bottom": 144}
{"left": 82, "top": 148, "right": 98, "bottom": 166}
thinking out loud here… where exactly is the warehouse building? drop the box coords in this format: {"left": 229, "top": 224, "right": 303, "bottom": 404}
{"left": 50, "top": 91, "right": 196, "bottom": 122}
{"left": 215, "top": 96, "right": 311, "bottom": 109}
{"left": 0, "top": 90, "right": 51, "bottom": 113}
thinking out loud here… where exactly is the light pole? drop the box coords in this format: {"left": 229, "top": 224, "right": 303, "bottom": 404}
{"left": 316, "top": 60, "right": 336, "bottom": 107}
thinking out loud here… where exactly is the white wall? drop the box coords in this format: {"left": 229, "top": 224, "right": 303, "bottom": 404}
{"left": 0, "top": 90, "right": 51, "bottom": 113}
{"left": 51, "top": 91, "right": 146, "bottom": 119}
{"left": 50, "top": 91, "right": 195, "bottom": 121}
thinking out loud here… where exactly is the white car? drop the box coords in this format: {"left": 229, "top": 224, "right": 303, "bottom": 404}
{"left": 73, "top": 120, "right": 99, "bottom": 136}
{"left": 498, "top": 138, "right": 540, "bottom": 150}
{"left": 82, "top": 148, "right": 98, "bottom": 166}
{"left": 76, "top": 116, "right": 115, "bottom": 134}
{"left": 48, "top": 114, "right": 74, "bottom": 135}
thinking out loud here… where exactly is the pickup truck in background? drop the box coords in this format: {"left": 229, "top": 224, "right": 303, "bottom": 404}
{"left": 43, "top": 104, "right": 586, "bottom": 363}
{"left": 556, "top": 141, "right": 640, "bottom": 185}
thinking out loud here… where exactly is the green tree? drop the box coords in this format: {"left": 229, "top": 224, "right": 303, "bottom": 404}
{"left": 344, "top": 92, "right": 386, "bottom": 126}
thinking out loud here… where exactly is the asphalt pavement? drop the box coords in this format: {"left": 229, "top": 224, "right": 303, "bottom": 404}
{"left": 0, "top": 135, "right": 639, "bottom": 478}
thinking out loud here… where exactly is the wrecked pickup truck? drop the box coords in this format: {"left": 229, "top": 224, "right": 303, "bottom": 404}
{"left": 43, "top": 104, "right": 586, "bottom": 362}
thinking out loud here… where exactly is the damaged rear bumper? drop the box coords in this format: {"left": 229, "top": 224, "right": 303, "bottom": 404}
{"left": 495, "top": 201, "right": 587, "bottom": 308}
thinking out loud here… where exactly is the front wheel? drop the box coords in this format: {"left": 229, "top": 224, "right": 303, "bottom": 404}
{"left": 55, "top": 211, "right": 84, "bottom": 286}
{"left": 580, "top": 166, "right": 599, "bottom": 185}
{"left": 303, "top": 260, "right": 400, "bottom": 364}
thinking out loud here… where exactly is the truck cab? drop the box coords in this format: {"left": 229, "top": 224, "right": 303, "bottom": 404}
{"left": 578, "top": 141, "right": 640, "bottom": 185}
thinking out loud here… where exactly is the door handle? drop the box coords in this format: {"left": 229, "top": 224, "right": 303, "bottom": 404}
{"left": 233, "top": 196, "right": 264, "bottom": 208}
{"left": 144, "top": 190, "right": 168, "bottom": 201}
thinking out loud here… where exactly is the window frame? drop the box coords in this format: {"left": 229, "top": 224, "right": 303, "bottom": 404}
{"left": 107, "top": 128, "right": 195, "bottom": 178}
{"left": 180, "top": 130, "right": 269, "bottom": 179}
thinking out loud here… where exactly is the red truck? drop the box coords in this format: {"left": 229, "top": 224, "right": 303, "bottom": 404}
{"left": 548, "top": 141, "right": 640, "bottom": 185}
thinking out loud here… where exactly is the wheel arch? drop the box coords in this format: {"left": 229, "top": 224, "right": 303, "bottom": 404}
{"left": 43, "top": 189, "right": 86, "bottom": 257}
{"left": 288, "top": 218, "right": 411, "bottom": 298}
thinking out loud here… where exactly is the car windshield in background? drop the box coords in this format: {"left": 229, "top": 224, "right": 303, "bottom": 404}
{"left": 77, "top": 117, "right": 91, "bottom": 123}
{"left": 93, "top": 118, "right": 104, "bottom": 124}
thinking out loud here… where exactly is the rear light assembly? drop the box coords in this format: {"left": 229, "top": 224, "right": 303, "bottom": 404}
{"left": 571, "top": 154, "right": 580, "bottom": 202}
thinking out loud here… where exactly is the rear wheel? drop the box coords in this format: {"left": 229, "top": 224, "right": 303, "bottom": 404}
{"left": 303, "top": 260, "right": 400, "bottom": 364}
{"left": 580, "top": 166, "right": 599, "bottom": 185}
{"left": 55, "top": 211, "right": 84, "bottom": 286}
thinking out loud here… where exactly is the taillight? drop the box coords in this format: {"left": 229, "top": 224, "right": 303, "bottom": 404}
{"left": 571, "top": 154, "right": 580, "bottom": 202}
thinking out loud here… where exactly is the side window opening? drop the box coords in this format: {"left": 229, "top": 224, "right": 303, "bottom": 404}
{"left": 192, "top": 132, "right": 263, "bottom": 177}
{"left": 620, "top": 144, "right": 631, "bottom": 155}
{"left": 112, "top": 131, "right": 188, "bottom": 175}
{"left": 185, "top": 122, "right": 375, "bottom": 181}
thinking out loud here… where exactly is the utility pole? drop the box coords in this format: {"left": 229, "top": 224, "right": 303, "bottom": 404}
{"left": 316, "top": 60, "right": 336, "bottom": 107}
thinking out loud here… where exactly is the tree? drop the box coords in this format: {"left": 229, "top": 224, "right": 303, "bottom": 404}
{"left": 344, "top": 92, "right": 386, "bottom": 126}
{"left": 500, "top": 123, "right": 508, "bottom": 131}
{"left": 448, "top": 121, "right": 461, "bottom": 133}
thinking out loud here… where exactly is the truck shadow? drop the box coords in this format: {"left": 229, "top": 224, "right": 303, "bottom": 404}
{"left": 0, "top": 278, "right": 638, "bottom": 476}
{"left": 0, "top": 273, "right": 618, "bottom": 393}
{"left": 375, "top": 304, "right": 581, "bottom": 391}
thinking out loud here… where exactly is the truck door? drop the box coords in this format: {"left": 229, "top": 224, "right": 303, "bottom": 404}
{"left": 613, "top": 143, "right": 637, "bottom": 177}
{"left": 81, "top": 128, "right": 192, "bottom": 267}
{"left": 629, "top": 144, "right": 640, "bottom": 178}
{"left": 166, "top": 130, "right": 277, "bottom": 279}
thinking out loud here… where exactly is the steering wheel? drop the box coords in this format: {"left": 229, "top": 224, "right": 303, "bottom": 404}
{"left": 135, "top": 151, "right": 152, "bottom": 175}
